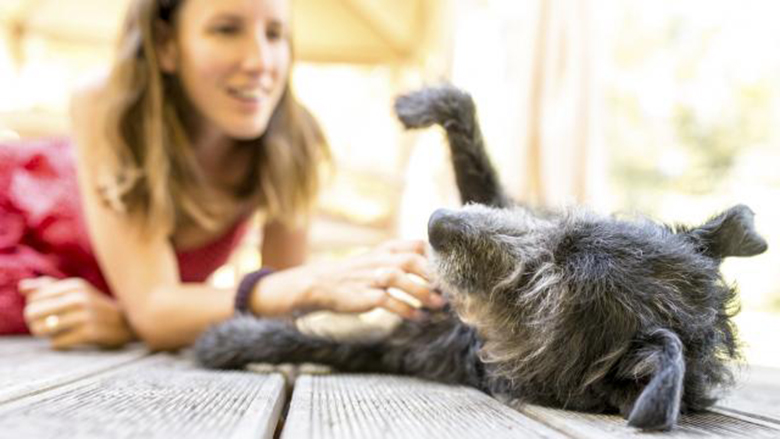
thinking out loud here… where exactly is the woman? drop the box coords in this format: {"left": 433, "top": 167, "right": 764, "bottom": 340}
{"left": 0, "top": 0, "right": 444, "bottom": 350}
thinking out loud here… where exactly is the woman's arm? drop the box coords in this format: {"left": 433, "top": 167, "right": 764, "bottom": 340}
{"left": 67, "top": 82, "right": 245, "bottom": 350}
{"left": 262, "top": 219, "right": 308, "bottom": 269}
{"left": 253, "top": 218, "right": 445, "bottom": 320}
{"left": 28, "top": 82, "right": 444, "bottom": 351}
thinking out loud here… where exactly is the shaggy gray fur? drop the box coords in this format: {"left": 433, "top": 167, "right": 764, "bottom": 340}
{"left": 194, "top": 85, "right": 768, "bottom": 431}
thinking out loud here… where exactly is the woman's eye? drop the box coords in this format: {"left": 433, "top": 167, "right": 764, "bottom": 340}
{"left": 266, "top": 23, "right": 285, "bottom": 41}
{"left": 212, "top": 25, "right": 240, "bottom": 35}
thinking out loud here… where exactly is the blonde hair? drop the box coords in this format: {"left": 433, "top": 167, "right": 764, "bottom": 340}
{"left": 97, "top": 0, "right": 328, "bottom": 233}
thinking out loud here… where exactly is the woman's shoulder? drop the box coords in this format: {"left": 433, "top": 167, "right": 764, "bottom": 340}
{"left": 70, "top": 70, "right": 110, "bottom": 121}
{"left": 69, "top": 71, "right": 113, "bottom": 166}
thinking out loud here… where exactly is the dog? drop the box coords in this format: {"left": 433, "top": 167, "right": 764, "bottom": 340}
{"left": 194, "top": 85, "right": 767, "bottom": 431}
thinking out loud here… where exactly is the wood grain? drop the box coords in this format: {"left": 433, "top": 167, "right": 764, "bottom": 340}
{"left": 0, "top": 354, "right": 286, "bottom": 439}
{"left": 281, "top": 374, "right": 568, "bottom": 439}
{"left": 0, "top": 338, "right": 147, "bottom": 404}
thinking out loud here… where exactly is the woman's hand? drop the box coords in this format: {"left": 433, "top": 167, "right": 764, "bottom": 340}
{"left": 20, "top": 277, "right": 136, "bottom": 349}
{"left": 267, "top": 240, "right": 446, "bottom": 321}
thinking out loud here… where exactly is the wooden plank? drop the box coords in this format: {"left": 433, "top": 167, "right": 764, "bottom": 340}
{"left": 0, "top": 335, "right": 49, "bottom": 355}
{"left": 281, "top": 374, "right": 568, "bottom": 439}
{"left": 0, "top": 337, "right": 148, "bottom": 404}
{"left": 715, "top": 366, "right": 780, "bottom": 427}
{"left": 519, "top": 404, "right": 780, "bottom": 438}
{"left": 0, "top": 354, "right": 286, "bottom": 439}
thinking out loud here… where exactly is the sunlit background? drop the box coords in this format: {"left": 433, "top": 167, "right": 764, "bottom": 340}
{"left": 1, "top": 0, "right": 778, "bottom": 365}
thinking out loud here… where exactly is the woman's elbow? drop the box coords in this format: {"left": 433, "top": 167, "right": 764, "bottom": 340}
{"left": 128, "top": 303, "right": 188, "bottom": 351}
{"left": 132, "top": 321, "right": 183, "bottom": 351}
{"left": 137, "top": 332, "right": 184, "bottom": 352}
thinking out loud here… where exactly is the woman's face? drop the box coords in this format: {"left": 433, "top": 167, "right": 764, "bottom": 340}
{"left": 160, "top": 0, "right": 291, "bottom": 140}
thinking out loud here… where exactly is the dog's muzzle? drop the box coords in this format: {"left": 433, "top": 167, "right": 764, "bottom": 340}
{"left": 428, "top": 208, "right": 467, "bottom": 251}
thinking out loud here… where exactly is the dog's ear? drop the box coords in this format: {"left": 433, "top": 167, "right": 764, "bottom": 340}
{"left": 686, "top": 204, "right": 767, "bottom": 259}
{"left": 626, "top": 329, "right": 685, "bottom": 431}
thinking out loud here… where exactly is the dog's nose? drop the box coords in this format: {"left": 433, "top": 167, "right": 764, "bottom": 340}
{"left": 428, "top": 208, "right": 465, "bottom": 251}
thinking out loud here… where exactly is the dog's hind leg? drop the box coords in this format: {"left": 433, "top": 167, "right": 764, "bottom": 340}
{"left": 683, "top": 204, "right": 768, "bottom": 259}
{"left": 394, "top": 85, "right": 510, "bottom": 208}
{"left": 625, "top": 329, "right": 686, "bottom": 431}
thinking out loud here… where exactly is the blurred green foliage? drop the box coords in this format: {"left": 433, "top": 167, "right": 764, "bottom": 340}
{"left": 605, "top": 1, "right": 780, "bottom": 311}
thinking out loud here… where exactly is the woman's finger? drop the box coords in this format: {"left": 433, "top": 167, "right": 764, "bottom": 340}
{"left": 374, "top": 268, "right": 445, "bottom": 309}
{"left": 17, "top": 276, "right": 58, "bottom": 295}
{"left": 383, "top": 253, "right": 431, "bottom": 281}
{"left": 21, "top": 278, "right": 87, "bottom": 305}
{"left": 29, "top": 310, "right": 88, "bottom": 337}
{"left": 377, "top": 292, "right": 427, "bottom": 321}
{"left": 357, "top": 287, "right": 425, "bottom": 321}
{"left": 25, "top": 278, "right": 88, "bottom": 300}
{"left": 377, "top": 240, "right": 428, "bottom": 256}
{"left": 50, "top": 326, "right": 91, "bottom": 350}
{"left": 24, "top": 292, "right": 86, "bottom": 322}
{"left": 24, "top": 286, "right": 72, "bottom": 306}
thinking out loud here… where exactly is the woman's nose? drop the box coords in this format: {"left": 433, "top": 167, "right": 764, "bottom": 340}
{"left": 241, "top": 32, "right": 273, "bottom": 72}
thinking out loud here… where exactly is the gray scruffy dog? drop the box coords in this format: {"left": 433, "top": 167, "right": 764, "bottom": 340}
{"left": 194, "top": 85, "right": 768, "bottom": 431}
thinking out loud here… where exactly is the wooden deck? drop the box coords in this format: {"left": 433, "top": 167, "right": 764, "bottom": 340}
{"left": 1, "top": 337, "right": 779, "bottom": 438}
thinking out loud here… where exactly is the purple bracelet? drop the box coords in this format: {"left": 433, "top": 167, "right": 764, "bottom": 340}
{"left": 235, "top": 268, "right": 275, "bottom": 315}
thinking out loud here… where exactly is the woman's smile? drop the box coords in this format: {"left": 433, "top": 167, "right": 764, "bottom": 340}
{"left": 159, "top": 0, "right": 292, "bottom": 139}
{"left": 226, "top": 85, "right": 269, "bottom": 112}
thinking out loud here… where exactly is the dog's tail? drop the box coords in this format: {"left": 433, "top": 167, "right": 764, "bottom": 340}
{"left": 194, "top": 316, "right": 391, "bottom": 372}
{"left": 194, "top": 316, "right": 390, "bottom": 373}
{"left": 194, "top": 315, "right": 485, "bottom": 389}
{"left": 394, "top": 85, "right": 510, "bottom": 208}
{"left": 626, "top": 329, "right": 685, "bottom": 431}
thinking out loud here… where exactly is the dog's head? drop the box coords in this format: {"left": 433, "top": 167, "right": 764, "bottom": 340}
{"left": 428, "top": 202, "right": 766, "bottom": 429}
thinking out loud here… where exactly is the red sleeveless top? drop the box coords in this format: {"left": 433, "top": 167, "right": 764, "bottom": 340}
{"left": 0, "top": 138, "right": 249, "bottom": 334}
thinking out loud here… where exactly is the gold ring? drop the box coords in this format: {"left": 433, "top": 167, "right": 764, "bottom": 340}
{"left": 45, "top": 315, "right": 60, "bottom": 331}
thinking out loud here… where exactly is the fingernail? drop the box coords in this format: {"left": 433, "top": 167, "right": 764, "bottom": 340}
{"left": 431, "top": 294, "right": 447, "bottom": 308}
